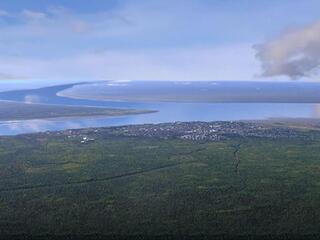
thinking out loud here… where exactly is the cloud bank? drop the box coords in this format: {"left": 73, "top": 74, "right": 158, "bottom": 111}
{"left": 255, "top": 21, "right": 320, "bottom": 79}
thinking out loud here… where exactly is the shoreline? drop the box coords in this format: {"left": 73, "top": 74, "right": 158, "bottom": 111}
{"left": 57, "top": 90, "right": 320, "bottom": 104}
{"left": 2, "top": 118, "right": 320, "bottom": 137}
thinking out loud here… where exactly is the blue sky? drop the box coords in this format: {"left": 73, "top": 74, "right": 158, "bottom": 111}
{"left": 0, "top": 0, "right": 319, "bottom": 82}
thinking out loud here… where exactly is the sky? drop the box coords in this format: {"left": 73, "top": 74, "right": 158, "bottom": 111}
{"left": 0, "top": 0, "right": 320, "bottom": 82}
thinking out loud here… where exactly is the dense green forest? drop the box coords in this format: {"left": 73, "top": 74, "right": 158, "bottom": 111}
{"left": 0, "top": 124, "right": 320, "bottom": 236}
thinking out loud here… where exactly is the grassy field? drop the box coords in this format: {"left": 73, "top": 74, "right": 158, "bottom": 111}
{"left": 0, "top": 101, "right": 154, "bottom": 121}
{"left": 0, "top": 125, "right": 320, "bottom": 236}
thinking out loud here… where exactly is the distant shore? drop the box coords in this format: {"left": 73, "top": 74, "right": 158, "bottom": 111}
{"left": 57, "top": 81, "right": 320, "bottom": 103}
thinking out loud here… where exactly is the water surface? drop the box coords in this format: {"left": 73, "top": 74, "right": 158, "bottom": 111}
{"left": 0, "top": 81, "right": 320, "bottom": 135}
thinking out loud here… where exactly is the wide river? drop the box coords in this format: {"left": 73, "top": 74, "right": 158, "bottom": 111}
{"left": 1, "top": 81, "right": 320, "bottom": 135}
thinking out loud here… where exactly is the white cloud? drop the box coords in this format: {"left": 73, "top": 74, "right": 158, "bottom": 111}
{"left": 255, "top": 21, "right": 320, "bottom": 79}
{"left": 0, "top": 9, "right": 9, "bottom": 17}
{"left": 21, "top": 9, "right": 47, "bottom": 22}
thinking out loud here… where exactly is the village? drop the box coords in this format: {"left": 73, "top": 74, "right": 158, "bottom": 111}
{"left": 50, "top": 121, "right": 306, "bottom": 143}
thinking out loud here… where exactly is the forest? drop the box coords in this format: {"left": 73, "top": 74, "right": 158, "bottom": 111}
{"left": 0, "top": 123, "right": 320, "bottom": 237}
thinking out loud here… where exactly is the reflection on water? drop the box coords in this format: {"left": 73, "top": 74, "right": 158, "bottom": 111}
{"left": 0, "top": 103, "right": 319, "bottom": 135}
